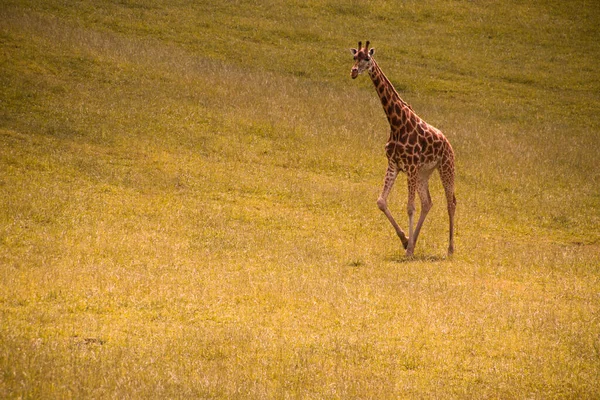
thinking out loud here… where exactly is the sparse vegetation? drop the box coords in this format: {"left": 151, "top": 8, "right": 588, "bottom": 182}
{"left": 1, "top": 0, "right": 599, "bottom": 398}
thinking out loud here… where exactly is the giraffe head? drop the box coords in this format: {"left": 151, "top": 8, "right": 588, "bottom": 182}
{"left": 350, "top": 40, "right": 375, "bottom": 79}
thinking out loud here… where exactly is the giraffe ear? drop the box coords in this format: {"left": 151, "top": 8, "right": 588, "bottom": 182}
{"left": 369, "top": 48, "right": 375, "bottom": 56}
{"left": 350, "top": 48, "right": 358, "bottom": 56}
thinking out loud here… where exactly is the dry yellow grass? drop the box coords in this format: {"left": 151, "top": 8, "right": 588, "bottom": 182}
{"left": 1, "top": 1, "right": 599, "bottom": 398}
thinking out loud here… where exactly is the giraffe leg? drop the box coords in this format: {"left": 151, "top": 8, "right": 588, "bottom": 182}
{"left": 440, "top": 162, "right": 456, "bottom": 256}
{"left": 405, "top": 172, "right": 418, "bottom": 257}
{"left": 409, "top": 174, "right": 433, "bottom": 255}
{"left": 406, "top": 170, "right": 434, "bottom": 256}
{"left": 377, "top": 163, "right": 409, "bottom": 249}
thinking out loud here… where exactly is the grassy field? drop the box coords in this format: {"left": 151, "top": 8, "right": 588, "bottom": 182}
{"left": 1, "top": 0, "right": 599, "bottom": 398}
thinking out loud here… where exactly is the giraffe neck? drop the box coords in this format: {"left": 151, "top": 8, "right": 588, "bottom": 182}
{"left": 368, "top": 60, "right": 419, "bottom": 135}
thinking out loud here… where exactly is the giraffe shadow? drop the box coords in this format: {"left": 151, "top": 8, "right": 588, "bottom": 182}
{"left": 386, "top": 253, "right": 447, "bottom": 264}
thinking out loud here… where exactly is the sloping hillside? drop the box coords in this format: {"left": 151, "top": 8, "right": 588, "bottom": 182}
{"left": 1, "top": 1, "right": 599, "bottom": 397}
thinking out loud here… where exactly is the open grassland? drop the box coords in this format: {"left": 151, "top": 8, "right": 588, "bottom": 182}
{"left": 1, "top": 0, "right": 599, "bottom": 398}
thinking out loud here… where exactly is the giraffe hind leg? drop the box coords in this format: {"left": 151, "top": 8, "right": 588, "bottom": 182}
{"left": 439, "top": 162, "right": 456, "bottom": 256}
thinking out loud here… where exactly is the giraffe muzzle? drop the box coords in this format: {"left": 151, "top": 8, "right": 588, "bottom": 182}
{"left": 351, "top": 68, "right": 359, "bottom": 79}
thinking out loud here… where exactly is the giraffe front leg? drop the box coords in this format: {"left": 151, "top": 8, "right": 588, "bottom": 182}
{"left": 377, "top": 164, "right": 409, "bottom": 249}
{"left": 405, "top": 180, "right": 417, "bottom": 257}
{"left": 409, "top": 174, "right": 433, "bottom": 256}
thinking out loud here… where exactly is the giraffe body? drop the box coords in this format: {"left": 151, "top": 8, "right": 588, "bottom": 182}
{"left": 351, "top": 41, "right": 456, "bottom": 256}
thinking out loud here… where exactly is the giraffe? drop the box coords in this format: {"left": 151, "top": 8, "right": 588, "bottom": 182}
{"left": 350, "top": 41, "right": 456, "bottom": 257}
